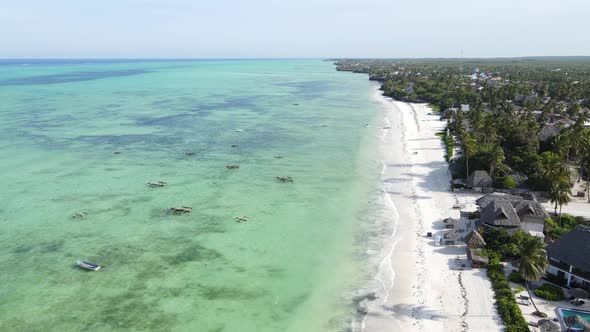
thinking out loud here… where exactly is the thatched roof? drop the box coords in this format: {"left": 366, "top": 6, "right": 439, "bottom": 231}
{"left": 480, "top": 200, "right": 521, "bottom": 227}
{"left": 515, "top": 200, "right": 549, "bottom": 219}
{"left": 467, "top": 170, "right": 493, "bottom": 188}
{"left": 466, "top": 248, "right": 489, "bottom": 265}
{"left": 476, "top": 192, "right": 523, "bottom": 208}
{"left": 464, "top": 230, "right": 486, "bottom": 249}
{"left": 547, "top": 225, "right": 590, "bottom": 272}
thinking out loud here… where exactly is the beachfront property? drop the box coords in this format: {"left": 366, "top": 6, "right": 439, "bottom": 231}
{"left": 476, "top": 193, "right": 548, "bottom": 239}
{"left": 546, "top": 225, "right": 590, "bottom": 289}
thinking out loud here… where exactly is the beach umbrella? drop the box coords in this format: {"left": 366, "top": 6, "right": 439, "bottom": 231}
{"left": 444, "top": 230, "right": 457, "bottom": 239}
{"left": 570, "top": 288, "right": 589, "bottom": 299}
{"left": 537, "top": 319, "right": 560, "bottom": 332}
{"left": 564, "top": 315, "right": 590, "bottom": 331}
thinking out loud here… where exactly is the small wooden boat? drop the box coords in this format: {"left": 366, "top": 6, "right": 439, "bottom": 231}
{"left": 226, "top": 164, "right": 240, "bottom": 169}
{"left": 185, "top": 152, "right": 195, "bottom": 156}
{"left": 276, "top": 176, "right": 294, "bottom": 182}
{"left": 147, "top": 181, "right": 166, "bottom": 187}
{"left": 170, "top": 206, "right": 192, "bottom": 214}
{"left": 231, "top": 144, "right": 240, "bottom": 147}
{"left": 113, "top": 151, "right": 122, "bottom": 155}
{"left": 77, "top": 260, "right": 101, "bottom": 271}
{"left": 234, "top": 216, "right": 249, "bottom": 223}
{"left": 274, "top": 155, "right": 284, "bottom": 159}
{"left": 72, "top": 212, "right": 88, "bottom": 219}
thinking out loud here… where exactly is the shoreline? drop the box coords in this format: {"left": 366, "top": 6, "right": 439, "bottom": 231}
{"left": 354, "top": 88, "right": 501, "bottom": 331}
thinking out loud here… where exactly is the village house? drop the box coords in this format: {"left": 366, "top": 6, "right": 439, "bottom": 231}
{"left": 546, "top": 225, "right": 590, "bottom": 289}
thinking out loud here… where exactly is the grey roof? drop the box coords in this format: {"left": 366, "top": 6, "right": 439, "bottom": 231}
{"left": 515, "top": 200, "right": 549, "bottom": 219}
{"left": 467, "top": 248, "right": 489, "bottom": 264}
{"left": 464, "top": 230, "right": 486, "bottom": 248}
{"left": 480, "top": 200, "right": 521, "bottom": 227}
{"left": 546, "top": 225, "right": 590, "bottom": 272}
{"left": 476, "top": 193, "right": 523, "bottom": 208}
{"left": 467, "top": 170, "right": 493, "bottom": 188}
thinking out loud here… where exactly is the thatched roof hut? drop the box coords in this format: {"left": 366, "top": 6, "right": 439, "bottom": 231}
{"left": 466, "top": 248, "right": 489, "bottom": 268}
{"left": 464, "top": 230, "right": 486, "bottom": 249}
{"left": 467, "top": 170, "right": 493, "bottom": 189}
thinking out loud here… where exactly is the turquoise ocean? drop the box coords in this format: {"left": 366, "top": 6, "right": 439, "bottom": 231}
{"left": 0, "top": 59, "right": 385, "bottom": 331}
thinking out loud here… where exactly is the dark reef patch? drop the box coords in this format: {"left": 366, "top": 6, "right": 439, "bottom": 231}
{"left": 0, "top": 69, "right": 151, "bottom": 86}
{"left": 74, "top": 133, "right": 180, "bottom": 148}
{"left": 82, "top": 292, "right": 177, "bottom": 331}
{"left": 11, "top": 239, "right": 65, "bottom": 255}
{"left": 135, "top": 113, "right": 203, "bottom": 128}
{"left": 277, "top": 80, "right": 332, "bottom": 99}
{"left": 162, "top": 243, "right": 225, "bottom": 265}
{"left": 195, "top": 284, "right": 268, "bottom": 301}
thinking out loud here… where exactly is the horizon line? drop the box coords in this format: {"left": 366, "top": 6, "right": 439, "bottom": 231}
{"left": 1, "top": 55, "right": 590, "bottom": 61}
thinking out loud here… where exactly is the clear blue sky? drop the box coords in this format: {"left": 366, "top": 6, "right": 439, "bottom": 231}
{"left": 1, "top": 0, "right": 589, "bottom": 58}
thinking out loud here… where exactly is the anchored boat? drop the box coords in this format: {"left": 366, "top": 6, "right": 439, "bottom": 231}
{"left": 77, "top": 260, "right": 101, "bottom": 271}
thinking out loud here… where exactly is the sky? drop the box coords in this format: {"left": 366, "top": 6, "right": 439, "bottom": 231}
{"left": 1, "top": 0, "right": 589, "bottom": 58}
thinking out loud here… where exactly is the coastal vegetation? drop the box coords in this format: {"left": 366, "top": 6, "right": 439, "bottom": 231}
{"left": 335, "top": 57, "right": 590, "bottom": 198}
{"left": 487, "top": 257, "right": 529, "bottom": 332}
{"left": 533, "top": 283, "right": 565, "bottom": 301}
{"left": 544, "top": 214, "right": 589, "bottom": 240}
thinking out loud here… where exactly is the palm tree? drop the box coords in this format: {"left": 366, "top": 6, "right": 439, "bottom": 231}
{"left": 518, "top": 235, "right": 548, "bottom": 317}
{"left": 462, "top": 134, "right": 477, "bottom": 180}
{"left": 488, "top": 144, "right": 505, "bottom": 179}
{"left": 548, "top": 180, "right": 571, "bottom": 222}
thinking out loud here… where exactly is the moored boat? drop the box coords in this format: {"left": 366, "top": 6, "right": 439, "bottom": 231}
{"left": 77, "top": 260, "right": 101, "bottom": 271}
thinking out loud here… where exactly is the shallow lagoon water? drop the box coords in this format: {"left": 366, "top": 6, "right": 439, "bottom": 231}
{"left": 0, "top": 60, "right": 383, "bottom": 331}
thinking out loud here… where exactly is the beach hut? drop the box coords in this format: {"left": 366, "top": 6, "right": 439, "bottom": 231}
{"left": 466, "top": 248, "right": 489, "bottom": 268}
{"left": 466, "top": 170, "right": 494, "bottom": 192}
{"left": 464, "top": 230, "right": 486, "bottom": 249}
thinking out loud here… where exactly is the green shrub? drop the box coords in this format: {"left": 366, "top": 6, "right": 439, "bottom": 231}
{"left": 487, "top": 262, "right": 529, "bottom": 331}
{"left": 534, "top": 283, "right": 565, "bottom": 301}
{"left": 497, "top": 176, "right": 517, "bottom": 189}
{"left": 508, "top": 271, "right": 524, "bottom": 283}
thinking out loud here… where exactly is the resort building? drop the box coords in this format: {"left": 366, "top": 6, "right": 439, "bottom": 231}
{"left": 546, "top": 225, "right": 590, "bottom": 289}
{"left": 476, "top": 193, "right": 548, "bottom": 239}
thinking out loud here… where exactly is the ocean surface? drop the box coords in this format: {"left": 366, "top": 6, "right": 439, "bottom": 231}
{"left": 0, "top": 59, "right": 386, "bottom": 331}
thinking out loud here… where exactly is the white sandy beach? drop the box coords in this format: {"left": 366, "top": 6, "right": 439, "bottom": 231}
{"left": 357, "top": 92, "right": 502, "bottom": 332}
